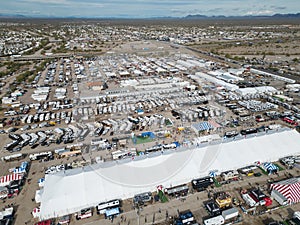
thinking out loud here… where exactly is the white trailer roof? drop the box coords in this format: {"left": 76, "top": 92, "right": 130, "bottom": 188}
{"left": 39, "top": 129, "right": 300, "bottom": 220}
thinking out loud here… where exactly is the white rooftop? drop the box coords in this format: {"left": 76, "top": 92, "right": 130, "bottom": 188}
{"left": 39, "top": 129, "right": 300, "bottom": 220}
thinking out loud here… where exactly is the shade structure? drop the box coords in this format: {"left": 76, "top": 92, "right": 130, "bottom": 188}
{"left": 271, "top": 177, "right": 300, "bottom": 204}
{"left": 39, "top": 129, "right": 300, "bottom": 220}
{"left": 192, "top": 122, "right": 214, "bottom": 132}
{"left": 208, "top": 120, "right": 221, "bottom": 128}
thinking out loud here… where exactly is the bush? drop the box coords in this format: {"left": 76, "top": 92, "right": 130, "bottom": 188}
{"left": 16, "top": 70, "right": 34, "bottom": 83}
{"left": 225, "top": 53, "right": 232, "bottom": 59}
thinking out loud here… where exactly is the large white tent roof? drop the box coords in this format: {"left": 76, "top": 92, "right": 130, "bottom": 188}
{"left": 39, "top": 129, "right": 300, "bottom": 220}
{"left": 194, "top": 72, "right": 239, "bottom": 91}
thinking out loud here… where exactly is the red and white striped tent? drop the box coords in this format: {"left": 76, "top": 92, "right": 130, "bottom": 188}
{"left": 0, "top": 174, "right": 23, "bottom": 187}
{"left": 271, "top": 177, "right": 300, "bottom": 204}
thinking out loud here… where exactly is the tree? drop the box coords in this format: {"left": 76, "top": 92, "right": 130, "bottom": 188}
{"left": 225, "top": 53, "right": 232, "bottom": 59}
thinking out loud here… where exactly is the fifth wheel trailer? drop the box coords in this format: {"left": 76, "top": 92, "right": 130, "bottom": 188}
{"left": 203, "top": 215, "right": 224, "bottom": 225}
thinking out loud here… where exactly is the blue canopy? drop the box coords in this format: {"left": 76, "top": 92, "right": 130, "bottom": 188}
{"left": 13, "top": 161, "right": 28, "bottom": 174}
{"left": 141, "top": 132, "right": 155, "bottom": 139}
{"left": 173, "top": 142, "right": 180, "bottom": 147}
{"left": 209, "top": 171, "right": 217, "bottom": 178}
{"left": 38, "top": 178, "right": 45, "bottom": 184}
{"left": 13, "top": 167, "right": 26, "bottom": 174}
{"left": 20, "top": 161, "right": 28, "bottom": 169}
{"left": 105, "top": 207, "right": 120, "bottom": 217}
{"left": 263, "top": 162, "right": 278, "bottom": 172}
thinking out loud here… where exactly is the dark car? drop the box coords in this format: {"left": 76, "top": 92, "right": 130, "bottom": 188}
{"left": 31, "top": 143, "right": 39, "bottom": 149}
{"left": 254, "top": 172, "right": 262, "bottom": 177}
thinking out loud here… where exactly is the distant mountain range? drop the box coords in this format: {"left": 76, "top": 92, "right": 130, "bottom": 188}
{"left": 0, "top": 12, "right": 299, "bottom": 19}
{"left": 0, "top": 13, "right": 27, "bottom": 18}
{"left": 183, "top": 13, "right": 300, "bottom": 19}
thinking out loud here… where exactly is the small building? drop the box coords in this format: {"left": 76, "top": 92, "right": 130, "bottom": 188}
{"left": 87, "top": 81, "right": 103, "bottom": 91}
{"left": 215, "top": 192, "right": 232, "bottom": 209}
{"left": 221, "top": 170, "right": 239, "bottom": 181}
{"left": 119, "top": 70, "right": 130, "bottom": 77}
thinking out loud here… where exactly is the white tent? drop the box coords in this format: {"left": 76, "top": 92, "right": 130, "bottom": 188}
{"left": 194, "top": 72, "right": 239, "bottom": 91}
{"left": 39, "top": 129, "right": 300, "bottom": 220}
{"left": 35, "top": 190, "right": 42, "bottom": 203}
{"left": 236, "top": 88, "right": 257, "bottom": 96}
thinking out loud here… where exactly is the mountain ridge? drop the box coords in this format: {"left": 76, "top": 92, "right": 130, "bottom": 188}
{"left": 0, "top": 12, "right": 299, "bottom": 19}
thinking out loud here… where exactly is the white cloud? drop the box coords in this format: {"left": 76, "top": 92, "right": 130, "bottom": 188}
{"left": 246, "top": 10, "right": 274, "bottom": 15}
{"left": 20, "top": 0, "right": 103, "bottom": 7}
{"left": 20, "top": 0, "right": 68, "bottom": 4}
{"left": 2, "top": 0, "right": 299, "bottom": 18}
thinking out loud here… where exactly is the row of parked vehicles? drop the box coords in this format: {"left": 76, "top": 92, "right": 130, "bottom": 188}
{"left": 37, "top": 199, "right": 122, "bottom": 225}
{"left": 224, "top": 123, "right": 286, "bottom": 139}
{"left": 4, "top": 127, "right": 79, "bottom": 152}
{"left": 145, "top": 142, "right": 179, "bottom": 154}
{"left": 20, "top": 110, "right": 73, "bottom": 125}
{"left": 5, "top": 99, "right": 73, "bottom": 115}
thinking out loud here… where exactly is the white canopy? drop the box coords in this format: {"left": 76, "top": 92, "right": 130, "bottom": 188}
{"left": 39, "top": 129, "right": 300, "bottom": 220}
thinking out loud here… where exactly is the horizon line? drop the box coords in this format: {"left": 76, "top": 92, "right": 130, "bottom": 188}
{"left": 0, "top": 12, "right": 300, "bottom": 20}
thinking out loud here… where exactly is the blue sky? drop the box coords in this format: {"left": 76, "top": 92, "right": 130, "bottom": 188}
{"left": 0, "top": 0, "right": 299, "bottom": 18}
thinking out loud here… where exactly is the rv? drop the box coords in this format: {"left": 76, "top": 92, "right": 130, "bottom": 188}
{"left": 203, "top": 215, "right": 224, "bottom": 225}
{"left": 133, "top": 192, "right": 152, "bottom": 205}
{"left": 165, "top": 185, "right": 189, "bottom": 197}
{"left": 112, "top": 149, "right": 136, "bottom": 160}
{"left": 29, "top": 151, "right": 53, "bottom": 161}
{"left": 2, "top": 153, "right": 24, "bottom": 162}
{"left": 75, "top": 207, "right": 93, "bottom": 220}
{"left": 192, "top": 176, "right": 214, "bottom": 191}
{"left": 97, "top": 199, "right": 121, "bottom": 214}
